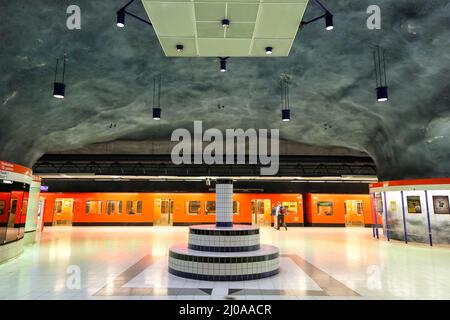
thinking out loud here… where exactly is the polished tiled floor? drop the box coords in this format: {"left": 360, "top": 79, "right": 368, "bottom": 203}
{"left": 1, "top": 226, "right": 449, "bottom": 300}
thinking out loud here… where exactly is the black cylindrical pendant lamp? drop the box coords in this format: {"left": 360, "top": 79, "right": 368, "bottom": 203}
{"left": 152, "top": 107, "right": 161, "bottom": 120}
{"left": 325, "top": 13, "right": 334, "bottom": 30}
{"left": 117, "top": 10, "right": 125, "bottom": 27}
{"left": 53, "top": 82, "right": 66, "bottom": 99}
{"left": 282, "top": 109, "right": 290, "bottom": 121}
{"left": 376, "top": 86, "right": 388, "bottom": 102}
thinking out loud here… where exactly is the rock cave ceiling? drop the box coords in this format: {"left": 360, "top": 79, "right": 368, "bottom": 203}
{"left": 0, "top": 0, "right": 449, "bottom": 180}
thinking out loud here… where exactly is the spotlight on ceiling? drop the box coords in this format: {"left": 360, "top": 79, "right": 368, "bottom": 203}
{"left": 376, "top": 86, "right": 388, "bottom": 102}
{"left": 53, "top": 55, "right": 67, "bottom": 99}
{"left": 222, "top": 19, "right": 230, "bottom": 28}
{"left": 176, "top": 44, "right": 184, "bottom": 52}
{"left": 153, "top": 107, "right": 161, "bottom": 120}
{"left": 282, "top": 109, "right": 290, "bottom": 122}
{"left": 116, "top": 10, "right": 125, "bottom": 28}
{"left": 265, "top": 47, "right": 273, "bottom": 55}
{"left": 219, "top": 57, "right": 229, "bottom": 72}
{"left": 325, "top": 13, "right": 334, "bottom": 30}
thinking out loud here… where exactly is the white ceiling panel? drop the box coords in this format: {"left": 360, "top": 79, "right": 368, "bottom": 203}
{"left": 141, "top": 0, "right": 309, "bottom": 57}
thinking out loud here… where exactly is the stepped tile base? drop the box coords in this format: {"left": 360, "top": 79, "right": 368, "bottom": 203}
{"left": 168, "top": 243, "right": 280, "bottom": 281}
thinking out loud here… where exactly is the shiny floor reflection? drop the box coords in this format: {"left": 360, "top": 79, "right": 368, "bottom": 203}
{"left": 0, "top": 226, "right": 449, "bottom": 300}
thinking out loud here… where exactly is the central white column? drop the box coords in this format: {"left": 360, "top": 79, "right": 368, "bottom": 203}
{"left": 215, "top": 179, "right": 233, "bottom": 227}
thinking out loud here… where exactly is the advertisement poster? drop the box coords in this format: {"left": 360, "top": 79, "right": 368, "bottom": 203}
{"left": 432, "top": 196, "right": 450, "bottom": 214}
{"left": 407, "top": 196, "right": 422, "bottom": 214}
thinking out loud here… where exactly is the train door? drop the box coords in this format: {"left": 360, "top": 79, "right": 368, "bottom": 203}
{"left": 251, "top": 199, "right": 270, "bottom": 226}
{"left": 52, "top": 198, "right": 74, "bottom": 226}
{"left": 5, "top": 198, "right": 18, "bottom": 242}
{"left": 345, "top": 200, "right": 365, "bottom": 227}
{"left": 154, "top": 198, "right": 173, "bottom": 226}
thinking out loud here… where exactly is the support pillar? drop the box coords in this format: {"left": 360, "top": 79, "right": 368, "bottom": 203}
{"left": 215, "top": 179, "right": 233, "bottom": 228}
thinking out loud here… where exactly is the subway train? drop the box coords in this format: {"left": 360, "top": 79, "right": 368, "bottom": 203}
{"left": 0, "top": 190, "right": 29, "bottom": 244}
{"left": 38, "top": 192, "right": 383, "bottom": 228}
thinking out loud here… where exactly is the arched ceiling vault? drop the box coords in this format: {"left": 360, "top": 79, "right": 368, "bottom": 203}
{"left": 0, "top": 0, "right": 449, "bottom": 180}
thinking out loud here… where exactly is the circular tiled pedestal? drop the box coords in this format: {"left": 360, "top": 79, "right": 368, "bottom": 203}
{"left": 169, "top": 224, "right": 280, "bottom": 281}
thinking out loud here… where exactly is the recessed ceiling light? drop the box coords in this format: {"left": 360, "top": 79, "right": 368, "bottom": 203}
{"left": 265, "top": 47, "right": 273, "bottom": 55}
{"left": 176, "top": 44, "right": 184, "bottom": 52}
{"left": 222, "top": 19, "right": 230, "bottom": 28}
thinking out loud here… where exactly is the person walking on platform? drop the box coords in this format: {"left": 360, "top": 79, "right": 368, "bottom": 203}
{"left": 277, "top": 203, "right": 288, "bottom": 231}
{"left": 271, "top": 203, "right": 279, "bottom": 229}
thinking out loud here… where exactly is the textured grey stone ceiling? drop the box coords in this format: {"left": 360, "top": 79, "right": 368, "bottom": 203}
{"left": 0, "top": 0, "right": 449, "bottom": 180}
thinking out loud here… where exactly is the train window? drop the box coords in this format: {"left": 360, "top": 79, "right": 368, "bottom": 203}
{"left": 86, "top": 201, "right": 102, "bottom": 215}
{"left": 317, "top": 201, "right": 333, "bottom": 216}
{"left": 205, "top": 201, "right": 216, "bottom": 215}
{"left": 0, "top": 201, "right": 5, "bottom": 215}
{"left": 126, "top": 201, "right": 133, "bottom": 215}
{"left": 282, "top": 202, "right": 297, "bottom": 214}
{"left": 126, "top": 201, "right": 142, "bottom": 215}
{"left": 106, "top": 200, "right": 122, "bottom": 215}
{"left": 188, "top": 201, "right": 201, "bottom": 215}
{"left": 356, "top": 201, "right": 364, "bottom": 215}
{"left": 233, "top": 201, "right": 239, "bottom": 215}
{"left": 54, "top": 200, "right": 63, "bottom": 214}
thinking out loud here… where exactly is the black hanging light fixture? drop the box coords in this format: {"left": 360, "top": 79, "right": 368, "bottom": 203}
{"left": 373, "top": 46, "right": 388, "bottom": 102}
{"left": 218, "top": 57, "right": 229, "bottom": 72}
{"left": 299, "top": 0, "right": 334, "bottom": 31}
{"left": 116, "top": 0, "right": 153, "bottom": 28}
{"left": 53, "top": 54, "right": 66, "bottom": 99}
{"left": 280, "top": 74, "right": 291, "bottom": 122}
{"left": 152, "top": 76, "right": 162, "bottom": 120}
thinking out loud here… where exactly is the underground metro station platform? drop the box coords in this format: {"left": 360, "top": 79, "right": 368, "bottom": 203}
{"left": 1, "top": 0, "right": 450, "bottom": 310}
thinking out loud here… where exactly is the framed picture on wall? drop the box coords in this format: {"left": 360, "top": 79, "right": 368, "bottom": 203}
{"left": 406, "top": 196, "right": 422, "bottom": 214}
{"left": 432, "top": 196, "right": 450, "bottom": 214}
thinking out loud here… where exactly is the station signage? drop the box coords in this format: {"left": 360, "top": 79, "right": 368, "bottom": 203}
{"left": 0, "top": 160, "right": 33, "bottom": 184}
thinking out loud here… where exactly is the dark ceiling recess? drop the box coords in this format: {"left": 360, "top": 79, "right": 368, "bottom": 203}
{"left": 33, "top": 154, "right": 376, "bottom": 177}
